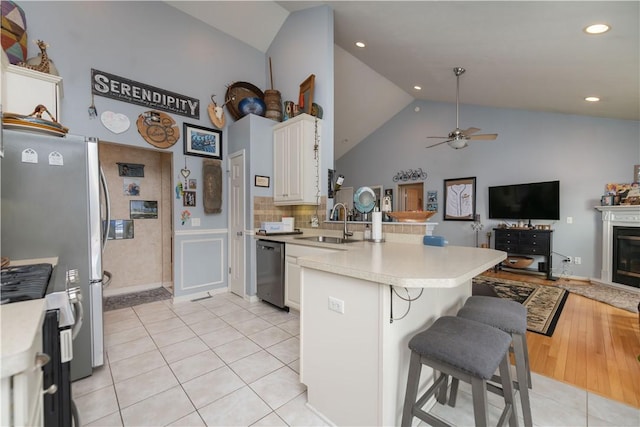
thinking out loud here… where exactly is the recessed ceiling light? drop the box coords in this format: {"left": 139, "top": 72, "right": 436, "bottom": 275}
{"left": 585, "top": 96, "right": 600, "bottom": 102}
{"left": 413, "top": 85, "right": 422, "bottom": 91}
{"left": 355, "top": 41, "right": 366, "bottom": 48}
{"left": 584, "top": 23, "right": 610, "bottom": 34}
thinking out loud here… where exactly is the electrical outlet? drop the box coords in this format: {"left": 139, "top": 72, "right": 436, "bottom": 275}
{"left": 328, "top": 296, "right": 345, "bottom": 314}
{"left": 566, "top": 216, "right": 573, "bottom": 224}
{"left": 191, "top": 218, "right": 200, "bottom": 226}
{"left": 575, "top": 257, "right": 582, "bottom": 265}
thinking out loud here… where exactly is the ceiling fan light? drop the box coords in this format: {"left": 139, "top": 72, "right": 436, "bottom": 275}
{"left": 584, "top": 24, "right": 610, "bottom": 34}
{"left": 448, "top": 139, "right": 467, "bottom": 149}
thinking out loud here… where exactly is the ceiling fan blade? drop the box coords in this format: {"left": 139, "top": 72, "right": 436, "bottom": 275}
{"left": 468, "top": 133, "right": 498, "bottom": 140}
{"left": 426, "top": 139, "right": 453, "bottom": 148}
{"left": 427, "top": 136, "right": 449, "bottom": 139}
{"left": 462, "top": 127, "right": 481, "bottom": 136}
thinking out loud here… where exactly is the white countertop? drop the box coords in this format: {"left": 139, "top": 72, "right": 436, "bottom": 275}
{"left": 1, "top": 299, "right": 46, "bottom": 377}
{"left": 298, "top": 242, "right": 505, "bottom": 288}
{"left": 256, "top": 231, "right": 506, "bottom": 288}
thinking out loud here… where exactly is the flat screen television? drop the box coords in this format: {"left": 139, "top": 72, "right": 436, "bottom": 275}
{"left": 488, "top": 180, "right": 560, "bottom": 221}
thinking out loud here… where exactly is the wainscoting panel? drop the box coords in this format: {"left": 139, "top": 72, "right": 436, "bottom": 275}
{"left": 175, "top": 229, "right": 226, "bottom": 296}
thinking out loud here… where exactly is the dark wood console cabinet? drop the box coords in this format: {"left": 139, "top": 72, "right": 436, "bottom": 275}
{"left": 493, "top": 228, "right": 555, "bottom": 280}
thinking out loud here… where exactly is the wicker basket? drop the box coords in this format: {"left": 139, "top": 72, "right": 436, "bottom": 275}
{"left": 504, "top": 256, "right": 534, "bottom": 269}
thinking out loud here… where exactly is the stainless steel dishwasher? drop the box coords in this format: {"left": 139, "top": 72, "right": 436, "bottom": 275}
{"left": 256, "top": 239, "right": 287, "bottom": 309}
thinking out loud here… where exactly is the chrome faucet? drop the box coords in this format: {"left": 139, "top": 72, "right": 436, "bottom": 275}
{"left": 330, "top": 202, "right": 353, "bottom": 240}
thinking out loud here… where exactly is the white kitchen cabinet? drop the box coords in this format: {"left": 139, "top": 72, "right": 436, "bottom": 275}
{"left": 1, "top": 299, "right": 47, "bottom": 427}
{"left": 1, "top": 64, "right": 63, "bottom": 120}
{"left": 273, "top": 114, "right": 321, "bottom": 205}
{"left": 285, "top": 243, "right": 337, "bottom": 310}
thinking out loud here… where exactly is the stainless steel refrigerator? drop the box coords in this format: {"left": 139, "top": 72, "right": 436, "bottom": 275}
{"left": 1, "top": 129, "right": 109, "bottom": 380}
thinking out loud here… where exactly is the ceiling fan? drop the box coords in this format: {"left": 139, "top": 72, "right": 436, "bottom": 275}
{"left": 426, "top": 67, "right": 498, "bottom": 149}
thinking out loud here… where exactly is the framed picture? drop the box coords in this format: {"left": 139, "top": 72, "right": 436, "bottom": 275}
{"left": 183, "top": 123, "right": 222, "bottom": 159}
{"left": 183, "top": 191, "right": 196, "bottom": 207}
{"left": 444, "top": 177, "right": 476, "bottom": 221}
{"left": 104, "top": 219, "right": 134, "bottom": 240}
{"left": 130, "top": 200, "right": 158, "bottom": 219}
{"left": 117, "top": 162, "right": 145, "bottom": 177}
{"left": 299, "top": 74, "right": 315, "bottom": 114}
{"left": 255, "top": 175, "right": 270, "bottom": 188}
{"left": 123, "top": 178, "right": 141, "bottom": 196}
{"left": 601, "top": 195, "right": 614, "bottom": 206}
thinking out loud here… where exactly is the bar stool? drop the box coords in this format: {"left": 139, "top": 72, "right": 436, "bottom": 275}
{"left": 401, "top": 316, "right": 518, "bottom": 427}
{"left": 451, "top": 296, "right": 533, "bottom": 427}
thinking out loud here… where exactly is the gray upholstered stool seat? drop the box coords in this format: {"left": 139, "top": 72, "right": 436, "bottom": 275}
{"left": 451, "top": 296, "right": 533, "bottom": 427}
{"left": 401, "top": 316, "right": 518, "bottom": 427}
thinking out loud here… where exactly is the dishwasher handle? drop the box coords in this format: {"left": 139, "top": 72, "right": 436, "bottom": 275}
{"left": 257, "top": 241, "right": 282, "bottom": 253}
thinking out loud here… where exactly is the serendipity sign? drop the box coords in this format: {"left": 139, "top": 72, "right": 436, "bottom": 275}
{"left": 91, "top": 69, "right": 200, "bottom": 119}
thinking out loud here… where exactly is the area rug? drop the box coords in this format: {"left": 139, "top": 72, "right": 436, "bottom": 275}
{"left": 555, "top": 282, "right": 639, "bottom": 313}
{"left": 104, "top": 287, "right": 172, "bottom": 311}
{"left": 472, "top": 276, "right": 568, "bottom": 337}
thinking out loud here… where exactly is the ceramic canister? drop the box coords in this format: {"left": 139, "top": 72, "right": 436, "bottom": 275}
{"left": 283, "top": 101, "right": 294, "bottom": 120}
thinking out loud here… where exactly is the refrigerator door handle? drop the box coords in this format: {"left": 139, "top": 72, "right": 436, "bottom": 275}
{"left": 100, "top": 166, "right": 111, "bottom": 249}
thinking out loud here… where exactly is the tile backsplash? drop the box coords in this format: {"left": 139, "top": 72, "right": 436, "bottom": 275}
{"left": 253, "top": 196, "right": 426, "bottom": 235}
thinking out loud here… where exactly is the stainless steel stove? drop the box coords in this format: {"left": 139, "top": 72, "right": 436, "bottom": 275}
{"left": 1, "top": 263, "right": 54, "bottom": 304}
{"left": 0, "top": 263, "right": 81, "bottom": 426}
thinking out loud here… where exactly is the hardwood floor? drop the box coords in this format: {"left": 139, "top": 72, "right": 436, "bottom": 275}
{"left": 481, "top": 270, "right": 640, "bottom": 408}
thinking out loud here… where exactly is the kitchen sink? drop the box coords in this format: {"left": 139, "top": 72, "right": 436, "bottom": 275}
{"left": 295, "top": 235, "right": 360, "bottom": 244}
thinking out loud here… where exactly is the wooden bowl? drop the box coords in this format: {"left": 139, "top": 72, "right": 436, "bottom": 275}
{"left": 386, "top": 211, "right": 436, "bottom": 222}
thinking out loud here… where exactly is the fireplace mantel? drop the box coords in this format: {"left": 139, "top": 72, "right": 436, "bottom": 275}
{"left": 594, "top": 205, "right": 640, "bottom": 292}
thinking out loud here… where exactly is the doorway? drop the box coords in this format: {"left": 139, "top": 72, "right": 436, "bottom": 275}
{"left": 99, "top": 142, "right": 174, "bottom": 296}
{"left": 397, "top": 182, "right": 424, "bottom": 211}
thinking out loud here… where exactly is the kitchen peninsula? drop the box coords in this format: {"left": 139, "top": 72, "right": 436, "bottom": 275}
{"left": 296, "top": 241, "right": 506, "bottom": 426}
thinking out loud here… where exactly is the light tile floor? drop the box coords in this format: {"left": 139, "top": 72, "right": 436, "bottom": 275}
{"left": 73, "top": 292, "right": 640, "bottom": 426}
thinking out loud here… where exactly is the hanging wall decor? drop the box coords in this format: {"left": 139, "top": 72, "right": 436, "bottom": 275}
{"left": 183, "top": 123, "right": 222, "bottom": 159}
{"left": 91, "top": 69, "right": 200, "bottom": 118}
{"left": 203, "top": 159, "right": 222, "bottom": 214}
{"left": 101, "top": 111, "right": 130, "bottom": 134}
{"left": 444, "top": 177, "right": 476, "bottom": 221}
{"left": 136, "top": 110, "right": 179, "bottom": 149}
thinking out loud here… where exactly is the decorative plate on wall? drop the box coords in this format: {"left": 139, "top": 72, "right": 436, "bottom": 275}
{"left": 224, "top": 81, "right": 265, "bottom": 121}
{"left": 354, "top": 186, "right": 376, "bottom": 213}
{"left": 136, "top": 110, "right": 179, "bottom": 149}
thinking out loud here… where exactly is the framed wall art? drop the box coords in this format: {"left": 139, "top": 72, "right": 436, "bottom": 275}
{"left": 443, "top": 177, "right": 476, "bottom": 221}
{"left": 117, "top": 162, "right": 145, "bottom": 177}
{"left": 299, "top": 74, "right": 315, "bottom": 114}
{"left": 183, "top": 191, "right": 196, "bottom": 207}
{"left": 130, "top": 200, "right": 158, "bottom": 219}
{"left": 183, "top": 123, "right": 222, "bottom": 159}
{"left": 255, "top": 175, "right": 270, "bottom": 188}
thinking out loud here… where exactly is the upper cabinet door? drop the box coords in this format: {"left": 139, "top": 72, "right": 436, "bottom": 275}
{"left": 273, "top": 114, "right": 321, "bottom": 206}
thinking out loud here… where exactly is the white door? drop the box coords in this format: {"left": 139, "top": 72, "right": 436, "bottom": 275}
{"left": 228, "top": 151, "right": 245, "bottom": 297}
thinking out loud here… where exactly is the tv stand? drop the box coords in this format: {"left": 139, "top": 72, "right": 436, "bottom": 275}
{"left": 493, "top": 228, "right": 555, "bottom": 280}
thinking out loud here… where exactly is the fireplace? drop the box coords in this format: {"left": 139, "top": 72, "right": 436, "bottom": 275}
{"left": 612, "top": 226, "right": 640, "bottom": 288}
{"left": 594, "top": 205, "right": 640, "bottom": 292}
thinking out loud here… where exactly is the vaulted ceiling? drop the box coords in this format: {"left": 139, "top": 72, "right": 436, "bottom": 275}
{"left": 167, "top": 1, "right": 639, "bottom": 159}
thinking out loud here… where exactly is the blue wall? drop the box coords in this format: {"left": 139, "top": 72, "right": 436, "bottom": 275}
{"left": 15, "top": 1, "right": 334, "bottom": 297}
{"left": 337, "top": 99, "right": 640, "bottom": 279}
